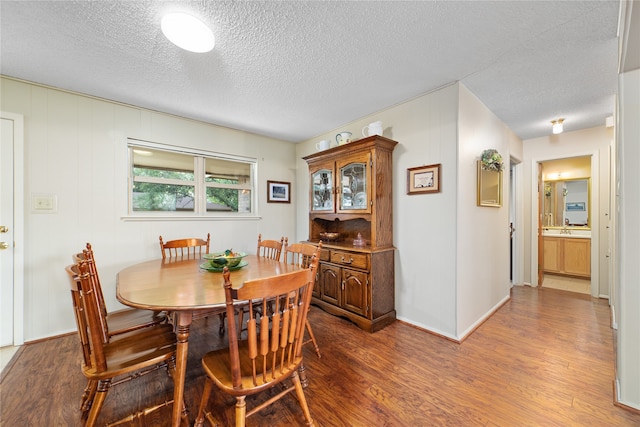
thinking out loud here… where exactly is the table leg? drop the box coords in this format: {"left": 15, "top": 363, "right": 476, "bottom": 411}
{"left": 172, "top": 311, "right": 192, "bottom": 427}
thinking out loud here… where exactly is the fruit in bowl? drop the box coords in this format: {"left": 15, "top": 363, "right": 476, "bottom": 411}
{"left": 204, "top": 249, "right": 247, "bottom": 268}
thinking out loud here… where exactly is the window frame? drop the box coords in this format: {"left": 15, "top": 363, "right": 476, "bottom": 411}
{"left": 125, "top": 138, "right": 258, "bottom": 220}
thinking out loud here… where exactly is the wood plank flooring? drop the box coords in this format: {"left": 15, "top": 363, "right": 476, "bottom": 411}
{"left": 2, "top": 286, "right": 639, "bottom": 426}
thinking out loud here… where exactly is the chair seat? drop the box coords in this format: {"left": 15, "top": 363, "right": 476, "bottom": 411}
{"left": 83, "top": 324, "right": 177, "bottom": 380}
{"left": 202, "top": 337, "right": 304, "bottom": 396}
{"left": 106, "top": 308, "right": 167, "bottom": 336}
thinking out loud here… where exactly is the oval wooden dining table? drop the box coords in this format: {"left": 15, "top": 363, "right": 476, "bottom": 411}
{"left": 117, "top": 254, "right": 302, "bottom": 427}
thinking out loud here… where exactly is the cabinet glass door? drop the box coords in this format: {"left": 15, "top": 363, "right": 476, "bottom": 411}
{"left": 339, "top": 161, "right": 368, "bottom": 211}
{"left": 311, "top": 168, "right": 334, "bottom": 211}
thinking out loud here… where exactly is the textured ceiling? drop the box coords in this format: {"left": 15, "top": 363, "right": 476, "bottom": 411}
{"left": 0, "top": 1, "right": 622, "bottom": 142}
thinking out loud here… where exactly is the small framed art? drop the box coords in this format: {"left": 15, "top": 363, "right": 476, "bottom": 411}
{"left": 407, "top": 163, "right": 441, "bottom": 195}
{"left": 267, "top": 180, "right": 291, "bottom": 203}
{"left": 566, "top": 202, "right": 585, "bottom": 211}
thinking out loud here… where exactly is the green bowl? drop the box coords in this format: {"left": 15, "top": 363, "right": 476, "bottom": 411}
{"left": 203, "top": 252, "right": 247, "bottom": 268}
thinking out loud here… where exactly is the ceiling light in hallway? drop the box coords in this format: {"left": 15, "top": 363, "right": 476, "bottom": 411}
{"left": 551, "top": 118, "right": 564, "bottom": 134}
{"left": 161, "top": 12, "right": 214, "bottom": 53}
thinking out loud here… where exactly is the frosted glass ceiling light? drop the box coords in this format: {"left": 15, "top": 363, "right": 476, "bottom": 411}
{"left": 161, "top": 12, "right": 215, "bottom": 53}
{"left": 551, "top": 118, "right": 564, "bottom": 134}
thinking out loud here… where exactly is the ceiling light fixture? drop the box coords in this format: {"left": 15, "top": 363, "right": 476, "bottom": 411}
{"left": 551, "top": 118, "right": 564, "bottom": 134}
{"left": 161, "top": 12, "right": 215, "bottom": 53}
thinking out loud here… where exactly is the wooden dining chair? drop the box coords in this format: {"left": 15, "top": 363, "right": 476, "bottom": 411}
{"left": 194, "top": 254, "right": 319, "bottom": 427}
{"left": 233, "top": 234, "right": 286, "bottom": 336}
{"left": 159, "top": 233, "right": 210, "bottom": 259}
{"left": 159, "top": 232, "right": 226, "bottom": 331}
{"left": 65, "top": 259, "right": 183, "bottom": 427}
{"left": 256, "top": 233, "right": 285, "bottom": 261}
{"left": 284, "top": 241, "right": 323, "bottom": 358}
{"left": 72, "top": 243, "right": 166, "bottom": 337}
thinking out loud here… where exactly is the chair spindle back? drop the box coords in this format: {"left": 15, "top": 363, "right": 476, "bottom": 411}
{"left": 65, "top": 263, "right": 93, "bottom": 368}
{"left": 159, "top": 233, "right": 210, "bottom": 259}
{"left": 76, "top": 259, "right": 110, "bottom": 371}
{"left": 256, "top": 234, "right": 285, "bottom": 261}
{"left": 223, "top": 253, "right": 318, "bottom": 389}
{"left": 284, "top": 241, "right": 320, "bottom": 268}
{"left": 73, "top": 243, "right": 108, "bottom": 320}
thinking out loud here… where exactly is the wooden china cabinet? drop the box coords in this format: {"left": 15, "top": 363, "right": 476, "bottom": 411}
{"left": 303, "top": 135, "right": 397, "bottom": 332}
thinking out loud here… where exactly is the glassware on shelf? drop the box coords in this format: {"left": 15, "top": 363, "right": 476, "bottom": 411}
{"left": 312, "top": 169, "right": 333, "bottom": 211}
{"left": 353, "top": 233, "right": 366, "bottom": 247}
{"left": 340, "top": 162, "right": 367, "bottom": 210}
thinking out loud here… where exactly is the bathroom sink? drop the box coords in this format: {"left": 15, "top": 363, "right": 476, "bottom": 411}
{"left": 543, "top": 228, "right": 591, "bottom": 238}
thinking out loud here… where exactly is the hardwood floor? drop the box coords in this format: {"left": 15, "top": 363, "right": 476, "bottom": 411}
{"left": 2, "top": 286, "right": 639, "bottom": 426}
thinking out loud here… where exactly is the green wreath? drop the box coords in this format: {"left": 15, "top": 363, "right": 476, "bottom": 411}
{"left": 480, "top": 149, "right": 504, "bottom": 172}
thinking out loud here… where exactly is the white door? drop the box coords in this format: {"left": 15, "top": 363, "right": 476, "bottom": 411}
{"left": 1, "top": 111, "right": 23, "bottom": 347}
{"left": 0, "top": 117, "right": 15, "bottom": 346}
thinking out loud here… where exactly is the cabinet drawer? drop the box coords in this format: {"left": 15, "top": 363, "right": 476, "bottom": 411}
{"left": 319, "top": 248, "right": 331, "bottom": 262}
{"left": 330, "top": 251, "right": 368, "bottom": 269}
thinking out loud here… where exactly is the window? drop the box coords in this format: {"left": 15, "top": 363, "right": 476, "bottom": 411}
{"left": 128, "top": 139, "right": 256, "bottom": 216}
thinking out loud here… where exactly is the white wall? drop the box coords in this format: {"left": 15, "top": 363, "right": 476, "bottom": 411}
{"left": 522, "top": 126, "right": 613, "bottom": 297}
{"left": 456, "top": 85, "right": 515, "bottom": 337}
{"left": 1, "top": 77, "right": 298, "bottom": 341}
{"left": 617, "top": 67, "right": 640, "bottom": 409}
{"left": 295, "top": 83, "right": 518, "bottom": 340}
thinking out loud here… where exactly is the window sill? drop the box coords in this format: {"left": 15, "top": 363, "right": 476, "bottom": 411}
{"left": 121, "top": 214, "right": 261, "bottom": 222}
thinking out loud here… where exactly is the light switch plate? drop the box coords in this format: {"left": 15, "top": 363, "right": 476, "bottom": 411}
{"left": 32, "top": 194, "right": 57, "bottom": 214}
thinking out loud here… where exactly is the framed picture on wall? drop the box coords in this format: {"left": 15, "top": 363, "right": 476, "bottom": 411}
{"left": 566, "top": 202, "right": 585, "bottom": 211}
{"left": 267, "top": 180, "right": 291, "bottom": 203}
{"left": 407, "top": 163, "right": 441, "bottom": 195}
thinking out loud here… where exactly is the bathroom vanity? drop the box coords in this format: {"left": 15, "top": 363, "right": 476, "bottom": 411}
{"left": 542, "top": 229, "right": 591, "bottom": 278}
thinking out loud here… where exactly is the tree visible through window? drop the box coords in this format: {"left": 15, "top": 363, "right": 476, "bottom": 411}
{"left": 128, "top": 141, "right": 255, "bottom": 215}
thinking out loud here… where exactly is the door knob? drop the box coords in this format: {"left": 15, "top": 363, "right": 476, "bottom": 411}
{"left": 0, "top": 242, "right": 9, "bottom": 250}
{"left": 0, "top": 225, "right": 8, "bottom": 233}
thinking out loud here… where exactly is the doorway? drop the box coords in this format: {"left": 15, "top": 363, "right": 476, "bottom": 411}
{"left": 536, "top": 154, "right": 598, "bottom": 296}
{"left": 509, "top": 157, "right": 523, "bottom": 287}
{"left": 0, "top": 111, "right": 24, "bottom": 347}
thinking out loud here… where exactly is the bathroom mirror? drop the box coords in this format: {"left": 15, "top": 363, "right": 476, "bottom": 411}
{"left": 477, "top": 161, "right": 502, "bottom": 207}
{"left": 543, "top": 178, "right": 590, "bottom": 228}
